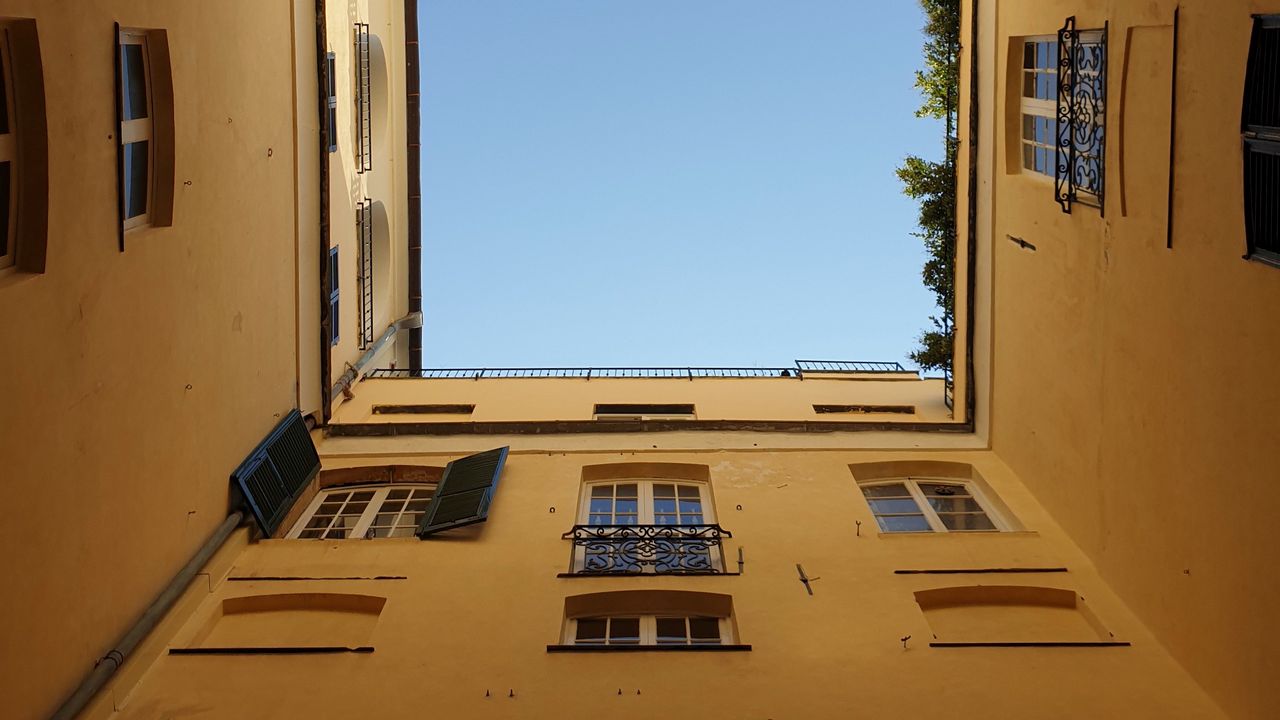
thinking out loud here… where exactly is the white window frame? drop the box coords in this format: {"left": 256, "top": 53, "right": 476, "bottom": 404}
{"left": 578, "top": 479, "right": 716, "bottom": 526}
{"left": 564, "top": 614, "right": 730, "bottom": 646}
{"left": 287, "top": 484, "right": 436, "bottom": 539}
{"left": 859, "top": 478, "right": 1007, "bottom": 534}
{"left": 0, "top": 26, "right": 17, "bottom": 271}
{"left": 1019, "top": 35, "right": 1058, "bottom": 180}
{"left": 119, "top": 29, "right": 152, "bottom": 231}
{"left": 575, "top": 478, "right": 721, "bottom": 573}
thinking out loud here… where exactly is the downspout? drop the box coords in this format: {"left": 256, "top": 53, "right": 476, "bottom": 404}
{"left": 49, "top": 511, "right": 245, "bottom": 720}
{"left": 330, "top": 311, "right": 423, "bottom": 402}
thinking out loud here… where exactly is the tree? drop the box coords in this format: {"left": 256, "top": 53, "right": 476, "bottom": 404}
{"left": 898, "top": 0, "right": 960, "bottom": 373}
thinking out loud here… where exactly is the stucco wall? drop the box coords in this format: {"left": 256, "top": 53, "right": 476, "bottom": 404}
{"left": 0, "top": 2, "right": 302, "bottom": 717}
{"left": 968, "top": 0, "right": 1280, "bottom": 717}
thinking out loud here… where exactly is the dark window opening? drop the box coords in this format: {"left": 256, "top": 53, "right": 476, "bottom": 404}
{"left": 814, "top": 404, "right": 915, "bottom": 415}
{"left": 593, "top": 404, "right": 695, "bottom": 419}
{"left": 1243, "top": 16, "right": 1280, "bottom": 264}
{"left": 329, "top": 246, "right": 340, "bottom": 345}
{"left": 326, "top": 52, "right": 338, "bottom": 153}
{"left": 372, "top": 404, "right": 475, "bottom": 415}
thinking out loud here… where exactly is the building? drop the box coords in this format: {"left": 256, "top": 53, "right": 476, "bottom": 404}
{"left": 0, "top": 0, "right": 1276, "bottom": 718}
{"left": 0, "top": 1, "right": 418, "bottom": 717}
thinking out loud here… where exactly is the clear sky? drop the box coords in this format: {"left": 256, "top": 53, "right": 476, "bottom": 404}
{"left": 419, "top": 1, "right": 945, "bottom": 369}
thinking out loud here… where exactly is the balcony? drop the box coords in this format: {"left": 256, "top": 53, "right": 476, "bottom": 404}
{"left": 562, "top": 524, "right": 734, "bottom": 575}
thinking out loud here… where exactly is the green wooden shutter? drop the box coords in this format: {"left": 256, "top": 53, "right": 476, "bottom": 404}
{"left": 231, "top": 410, "right": 321, "bottom": 536}
{"left": 417, "top": 447, "right": 509, "bottom": 537}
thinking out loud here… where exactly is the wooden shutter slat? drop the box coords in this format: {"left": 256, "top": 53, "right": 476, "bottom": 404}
{"left": 231, "top": 410, "right": 321, "bottom": 536}
{"left": 416, "top": 447, "right": 509, "bottom": 537}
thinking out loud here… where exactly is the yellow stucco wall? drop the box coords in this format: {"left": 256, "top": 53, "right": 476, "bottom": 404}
{"left": 105, "top": 446, "right": 1223, "bottom": 718}
{"left": 964, "top": 0, "right": 1280, "bottom": 717}
{"left": 332, "top": 374, "right": 952, "bottom": 424}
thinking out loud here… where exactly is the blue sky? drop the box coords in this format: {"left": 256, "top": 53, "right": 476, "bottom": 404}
{"left": 420, "top": 1, "right": 944, "bottom": 369}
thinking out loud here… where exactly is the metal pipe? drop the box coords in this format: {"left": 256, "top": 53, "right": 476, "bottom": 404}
{"left": 50, "top": 511, "right": 244, "bottom": 720}
{"left": 330, "top": 312, "right": 423, "bottom": 402}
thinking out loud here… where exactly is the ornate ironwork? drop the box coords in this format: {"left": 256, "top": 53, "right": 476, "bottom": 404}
{"left": 563, "top": 524, "right": 732, "bottom": 574}
{"left": 1055, "top": 17, "right": 1107, "bottom": 214}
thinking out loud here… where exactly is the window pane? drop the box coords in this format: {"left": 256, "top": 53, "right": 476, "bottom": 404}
{"left": 575, "top": 618, "right": 606, "bottom": 643}
{"left": 615, "top": 498, "right": 638, "bottom": 515}
{"left": 0, "top": 161, "right": 9, "bottom": 260}
{"left": 877, "top": 515, "right": 932, "bottom": 533}
{"left": 616, "top": 484, "right": 637, "bottom": 498}
{"left": 683, "top": 514, "right": 704, "bottom": 525}
{"left": 387, "top": 489, "right": 410, "bottom": 500}
{"left": 652, "top": 484, "right": 675, "bottom": 498}
{"left": 591, "top": 485, "right": 613, "bottom": 498}
{"left": 868, "top": 498, "right": 921, "bottom": 515}
{"left": 387, "top": 526, "right": 416, "bottom": 538}
{"left": 677, "top": 485, "right": 700, "bottom": 499}
{"left": 588, "top": 498, "right": 612, "bottom": 514}
{"left": 653, "top": 497, "right": 676, "bottom": 515}
{"left": 689, "top": 617, "right": 721, "bottom": 644}
{"left": 1023, "top": 143, "right": 1036, "bottom": 170}
{"left": 939, "top": 513, "right": 997, "bottom": 531}
{"left": 120, "top": 43, "right": 148, "bottom": 120}
{"left": 608, "top": 618, "right": 640, "bottom": 644}
{"left": 1023, "top": 42, "right": 1035, "bottom": 69}
{"left": 656, "top": 617, "right": 687, "bottom": 644}
{"left": 350, "top": 491, "right": 374, "bottom": 501}
{"left": 1037, "top": 72, "right": 1055, "bottom": 100}
{"left": 927, "top": 496, "right": 984, "bottom": 513}
{"left": 1022, "top": 72, "right": 1036, "bottom": 98}
{"left": 0, "top": 51, "right": 8, "bottom": 135}
{"left": 123, "top": 141, "right": 149, "bottom": 219}
{"left": 918, "top": 484, "right": 970, "bottom": 497}
{"left": 861, "top": 484, "right": 911, "bottom": 498}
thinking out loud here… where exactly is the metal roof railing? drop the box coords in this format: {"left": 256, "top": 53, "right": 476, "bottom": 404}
{"left": 366, "top": 360, "right": 912, "bottom": 381}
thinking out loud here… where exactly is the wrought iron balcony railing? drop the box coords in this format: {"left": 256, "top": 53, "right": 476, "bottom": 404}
{"left": 562, "top": 524, "right": 733, "bottom": 575}
{"left": 367, "top": 360, "right": 909, "bottom": 381}
{"left": 1055, "top": 16, "right": 1108, "bottom": 213}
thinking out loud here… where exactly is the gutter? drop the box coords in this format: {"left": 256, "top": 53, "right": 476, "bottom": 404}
{"left": 330, "top": 312, "right": 423, "bottom": 402}
{"left": 49, "top": 512, "right": 245, "bottom": 720}
{"left": 404, "top": 0, "right": 423, "bottom": 370}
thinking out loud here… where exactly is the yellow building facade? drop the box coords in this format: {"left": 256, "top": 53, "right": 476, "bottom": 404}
{"left": 1, "top": 0, "right": 1275, "bottom": 718}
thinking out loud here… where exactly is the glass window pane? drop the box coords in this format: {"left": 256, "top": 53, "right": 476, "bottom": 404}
{"left": 350, "top": 491, "right": 375, "bottom": 501}
{"left": 918, "top": 483, "right": 970, "bottom": 497}
{"left": 689, "top": 618, "right": 721, "bottom": 643}
{"left": 305, "top": 516, "right": 330, "bottom": 530}
{"left": 0, "top": 52, "right": 8, "bottom": 135}
{"left": 868, "top": 498, "right": 922, "bottom": 515}
{"left": 654, "top": 514, "right": 678, "bottom": 525}
{"left": 1, "top": 161, "right": 10, "bottom": 259}
{"left": 405, "top": 500, "right": 429, "bottom": 513}
{"left": 1022, "top": 72, "right": 1036, "bottom": 98}
{"left": 374, "top": 512, "right": 398, "bottom": 526}
{"left": 387, "top": 489, "right": 410, "bottom": 500}
{"left": 123, "top": 141, "right": 149, "bottom": 219}
{"left": 608, "top": 618, "right": 640, "bottom": 644}
{"left": 939, "top": 513, "right": 997, "bottom": 531}
{"left": 121, "top": 43, "right": 148, "bottom": 120}
{"left": 682, "top": 514, "right": 704, "bottom": 525}
{"left": 298, "top": 529, "right": 323, "bottom": 539}
{"left": 616, "top": 484, "right": 637, "bottom": 498}
{"left": 588, "top": 514, "right": 612, "bottom": 525}
{"left": 653, "top": 498, "right": 676, "bottom": 515}
{"left": 927, "top": 497, "right": 984, "bottom": 513}
{"left": 589, "top": 498, "right": 613, "bottom": 514}
{"left": 1023, "top": 143, "right": 1036, "bottom": 170}
{"left": 575, "top": 618, "right": 607, "bottom": 643}
{"left": 677, "top": 485, "right": 700, "bottom": 499}
{"left": 652, "top": 484, "right": 675, "bottom": 498}
{"left": 678, "top": 499, "right": 702, "bottom": 514}
{"left": 615, "top": 498, "right": 638, "bottom": 515}
{"left": 367, "top": 526, "right": 391, "bottom": 538}
{"left": 656, "top": 618, "right": 687, "bottom": 644}
{"left": 344, "top": 502, "right": 368, "bottom": 515}
{"left": 388, "top": 526, "right": 416, "bottom": 538}
{"left": 1038, "top": 72, "right": 1054, "bottom": 100}
{"left": 877, "top": 515, "right": 932, "bottom": 533}
{"left": 861, "top": 484, "right": 911, "bottom": 498}
{"left": 1023, "top": 42, "right": 1035, "bottom": 69}
{"left": 379, "top": 500, "right": 406, "bottom": 514}
{"left": 591, "top": 485, "right": 613, "bottom": 498}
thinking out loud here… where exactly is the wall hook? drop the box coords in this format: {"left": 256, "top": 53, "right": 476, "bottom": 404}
{"left": 901, "top": 635, "right": 911, "bottom": 649}
{"left": 855, "top": 520, "right": 862, "bottom": 537}
{"left": 485, "top": 690, "right": 490, "bottom": 698}
{"left": 509, "top": 689, "right": 515, "bottom": 698}
{"left": 618, "top": 689, "right": 623, "bottom": 696}
{"left": 549, "top": 506, "right": 556, "bottom": 514}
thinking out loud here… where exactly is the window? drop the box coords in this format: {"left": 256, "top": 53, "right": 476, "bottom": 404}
{"left": 567, "top": 479, "right": 729, "bottom": 573}
{"left": 326, "top": 52, "right": 337, "bottom": 153}
{"left": 328, "top": 246, "right": 339, "bottom": 345}
{"left": 859, "top": 478, "right": 1002, "bottom": 533}
{"left": 229, "top": 410, "right": 322, "bottom": 536}
{"left": 288, "top": 485, "right": 435, "bottom": 539}
{"left": 1017, "top": 21, "right": 1107, "bottom": 213}
{"left": 1019, "top": 37, "right": 1059, "bottom": 180}
{"left": 357, "top": 198, "right": 374, "bottom": 349}
{"left": 593, "top": 403, "right": 696, "bottom": 420}
{"left": 550, "top": 591, "right": 747, "bottom": 651}
{"left": 0, "top": 26, "right": 16, "bottom": 270}
{"left": 354, "top": 23, "right": 371, "bottom": 172}
{"left": 1243, "top": 16, "right": 1280, "bottom": 265}
{"left": 118, "top": 29, "right": 152, "bottom": 230}
{"left": 569, "top": 615, "right": 724, "bottom": 646}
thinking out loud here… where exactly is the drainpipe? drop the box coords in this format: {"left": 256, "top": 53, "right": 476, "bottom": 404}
{"left": 330, "top": 311, "right": 422, "bottom": 402}
{"left": 50, "top": 511, "right": 245, "bottom": 720}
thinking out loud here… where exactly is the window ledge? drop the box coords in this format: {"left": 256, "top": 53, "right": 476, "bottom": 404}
{"left": 929, "top": 641, "right": 1129, "bottom": 648}
{"left": 556, "top": 572, "right": 741, "bottom": 578}
{"left": 546, "top": 644, "right": 751, "bottom": 653}
{"left": 1244, "top": 250, "right": 1280, "bottom": 270}
{"left": 169, "top": 646, "right": 374, "bottom": 655}
{"left": 875, "top": 530, "right": 1039, "bottom": 538}
{"left": 894, "top": 567, "right": 1066, "bottom": 574}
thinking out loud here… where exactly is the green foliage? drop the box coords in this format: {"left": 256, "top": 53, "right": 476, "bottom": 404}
{"left": 898, "top": 0, "right": 960, "bottom": 373}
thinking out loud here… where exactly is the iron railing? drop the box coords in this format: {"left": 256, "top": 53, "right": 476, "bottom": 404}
{"left": 356, "top": 198, "right": 374, "bottom": 349}
{"left": 562, "top": 524, "right": 732, "bottom": 575}
{"left": 1055, "top": 17, "right": 1107, "bottom": 213}
{"left": 943, "top": 367, "right": 955, "bottom": 411}
{"left": 367, "top": 360, "right": 909, "bottom": 380}
{"left": 354, "top": 23, "right": 372, "bottom": 174}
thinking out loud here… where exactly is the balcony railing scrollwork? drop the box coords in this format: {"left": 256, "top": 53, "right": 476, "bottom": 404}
{"left": 563, "top": 524, "right": 733, "bottom": 575}
{"left": 1055, "top": 16, "right": 1108, "bottom": 214}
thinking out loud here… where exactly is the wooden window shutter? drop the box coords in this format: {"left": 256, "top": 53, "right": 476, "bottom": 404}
{"left": 416, "top": 447, "right": 509, "bottom": 537}
{"left": 231, "top": 410, "right": 321, "bottom": 536}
